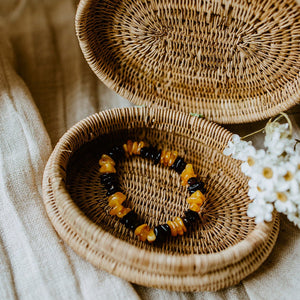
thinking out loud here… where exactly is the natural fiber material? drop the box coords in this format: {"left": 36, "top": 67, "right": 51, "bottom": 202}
{"left": 42, "top": 107, "right": 279, "bottom": 291}
{"left": 75, "top": 0, "right": 300, "bottom": 124}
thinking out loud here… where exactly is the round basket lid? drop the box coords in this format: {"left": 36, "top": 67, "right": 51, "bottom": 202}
{"left": 76, "top": 0, "right": 300, "bottom": 123}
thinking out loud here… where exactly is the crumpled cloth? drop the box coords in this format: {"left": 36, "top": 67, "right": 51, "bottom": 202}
{"left": 0, "top": 0, "right": 299, "bottom": 299}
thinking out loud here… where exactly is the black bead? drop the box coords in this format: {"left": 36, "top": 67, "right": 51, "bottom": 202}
{"left": 120, "top": 211, "right": 141, "bottom": 230}
{"left": 187, "top": 177, "right": 198, "bottom": 186}
{"left": 182, "top": 217, "right": 192, "bottom": 228}
{"left": 171, "top": 157, "right": 187, "bottom": 174}
{"left": 100, "top": 173, "right": 118, "bottom": 186}
{"left": 184, "top": 209, "right": 200, "bottom": 223}
{"left": 153, "top": 224, "right": 171, "bottom": 243}
{"left": 188, "top": 182, "right": 206, "bottom": 195}
{"left": 153, "top": 149, "right": 162, "bottom": 165}
{"left": 106, "top": 185, "right": 121, "bottom": 196}
{"left": 107, "top": 146, "right": 125, "bottom": 162}
{"left": 140, "top": 147, "right": 151, "bottom": 159}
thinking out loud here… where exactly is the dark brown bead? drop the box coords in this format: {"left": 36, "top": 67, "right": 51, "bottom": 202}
{"left": 184, "top": 209, "right": 200, "bottom": 223}
{"left": 154, "top": 224, "right": 171, "bottom": 243}
{"left": 120, "top": 211, "right": 141, "bottom": 230}
{"left": 106, "top": 185, "right": 121, "bottom": 196}
{"left": 188, "top": 182, "right": 206, "bottom": 195}
{"left": 171, "top": 157, "right": 187, "bottom": 174}
{"left": 108, "top": 146, "right": 125, "bottom": 162}
{"left": 187, "top": 177, "right": 198, "bottom": 186}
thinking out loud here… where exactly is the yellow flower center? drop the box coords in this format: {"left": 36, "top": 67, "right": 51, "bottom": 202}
{"left": 298, "top": 164, "right": 300, "bottom": 170}
{"left": 283, "top": 171, "right": 293, "bottom": 181}
{"left": 247, "top": 156, "right": 255, "bottom": 166}
{"left": 257, "top": 186, "right": 262, "bottom": 192}
{"left": 276, "top": 192, "right": 287, "bottom": 203}
{"left": 262, "top": 167, "right": 273, "bottom": 179}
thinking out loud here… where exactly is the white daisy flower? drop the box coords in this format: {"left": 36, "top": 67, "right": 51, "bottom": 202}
{"left": 241, "top": 149, "right": 265, "bottom": 177}
{"left": 223, "top": 134, "right": 253, "bottom": 161}
{"left": 276, "top": 160, "right": 299, "bottom": 194}
{"left": 265, "top": 123, "right": 294, "bottom": 157}
{"left": 287, "top": 211, "right": 300, "bottom": 228}
{"left": 274, "top": 191, "right": 297, "bottom": 213}
{"left": 247, "top": 198, "right": 273, "bottom": 223}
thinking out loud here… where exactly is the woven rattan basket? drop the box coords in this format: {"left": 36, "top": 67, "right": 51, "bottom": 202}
{"left": 43, "top": 107, "right": 279, "bottom": 291}
{"left": 75, "top": 0, "right": 300, "bottom": 124}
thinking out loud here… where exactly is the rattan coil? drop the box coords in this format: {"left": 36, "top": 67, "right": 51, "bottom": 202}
{"left": 75, "top": 0, "right": 300, "bottom": 124}
{"left": 42, "top": 107, "right": 279, "bottom": 291}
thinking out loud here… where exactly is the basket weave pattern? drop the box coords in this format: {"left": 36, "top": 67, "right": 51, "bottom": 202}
{"left": 43, "top": 107, "right": 279, "bottom": 291}
{"left": 76, "top": 0, "right": 300, "bottom": 123}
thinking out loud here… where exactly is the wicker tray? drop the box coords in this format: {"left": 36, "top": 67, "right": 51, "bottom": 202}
{"left": 42, "top": 107, "right": 279, "bottom": 291}
{"left": 75, "top": 0, "right": 300, "bottom": 124}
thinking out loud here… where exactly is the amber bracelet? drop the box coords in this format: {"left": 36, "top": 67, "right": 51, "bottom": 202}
{"left": 99, "top": 140, "right": 207, "bottom": 243}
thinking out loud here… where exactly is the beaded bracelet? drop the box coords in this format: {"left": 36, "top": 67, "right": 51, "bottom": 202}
{"left": 99, "top": 140, "right": 207, "bottom": 243}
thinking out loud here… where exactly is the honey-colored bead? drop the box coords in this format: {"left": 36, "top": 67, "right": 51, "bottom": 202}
{"left": 189, "top": 203, "right": 201, "bottom": 212}
{"left": 109, "top": 204, "right": 123, "bottom": 216}
{"left": 136, "top": 141, "right": 145, "bottom": 155}
{"left": 134, "top": 224, "right": 150, "bottom": 242}
{"left": 146, "top": 229, "right": 156, "bottom": 243}
{"left": 167, "top": 220, "right": 178, "bottom": 237}
{"left": 172, "top": 218, "right": 184, "bottom": 235}
{"left": 168, "top": 151, "right": 178, "bottom": 167}
{"left": 132, "top": 141, "right": 138, "bottom": 155}
{"left": 99, "top": 154, "right": 115, "bottom": 166}
{"left": 181, "top": 164, "right": 196, "bottom": 186}
{"left": 123, "top": 140, "right": 133, "bottom": 156}
{"left": 108, "top": 192, "right": 126, "bottom": 207}
{"left": 99, "top": 163, "right": 116, "bottom": 174}
{"left": 116, "top": 207, "right": 131, "bottom": 218}
{"left": 174, "top": 217, "right": 187, "bottom": 233}
{"left": 164, "top": 151, "right": 171, "bottom": 167}
{"left": 160, "top": 150, "right": 166, "bottom": 164}
{"left": 186, "top": 190, "right": 206, "bottom": 206}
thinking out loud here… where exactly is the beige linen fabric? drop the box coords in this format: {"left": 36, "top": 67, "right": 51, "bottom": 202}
{"left": 0, "top": 0, "right": 299, "bottom": 299}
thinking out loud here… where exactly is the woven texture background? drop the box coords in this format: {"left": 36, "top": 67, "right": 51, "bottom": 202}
{"left": 0, "top": 0, "right": 299, "bottom": 299}
{"left": 76, "top": 0, "right": 300, "bottom": 124}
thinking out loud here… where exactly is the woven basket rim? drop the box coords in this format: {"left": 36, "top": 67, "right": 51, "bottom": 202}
{"left": 75, "top": 0, "right": 300, "bottom": 124}
{"left": 43, "top": 157, "right": 280, "bottom": 291}
{"left": 44, "top": 107, "right": 278, "bottom": 276}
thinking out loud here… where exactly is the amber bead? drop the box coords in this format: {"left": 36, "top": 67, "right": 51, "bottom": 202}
{"left": 146, "top": 229, "right": 156, "bottom": 243}
{"left": 189, "top": 203, "right": 201, "bottom": 212}
{"left": 167, "top": 220, "right": 177, "bottom": 236}
{"left": 132, "top": 141, "right": 138, "bottom": 155}
{"left": 186, "top": 190, "right": 205, "bottom": 205}
{"left": 99, "top": 163, "right": 116, "bottom": 174}
{"left": 99, "top": 154, "right": 115, "bottom": 166}
{"left": 109, "top": 204, "right": 124, "bottom": 216}
{"left": 134, "top": 224, "right": 150, "bottom": 242}
{"left": 160, "top": 150, "right": 178, "bottom": 167}
{"left": 116, "top": 207, "right": 131, "bottom": 218}
{"left": 181, "top": 164, "right": 196, "bottom": 186}
{"left": 136, "top": 141, "right": 145, "bottom": 155}
{"left": 123, "top": 140, "right": 133, "bottom": 156}
{"left": 167, "top": 218, "right": 186, "bottom": 236}
{"left": 174, "top": 217, "right": 187, "bottom": 233}
{"left": 108, "top": 192, "right": 126, "bottom": 207}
